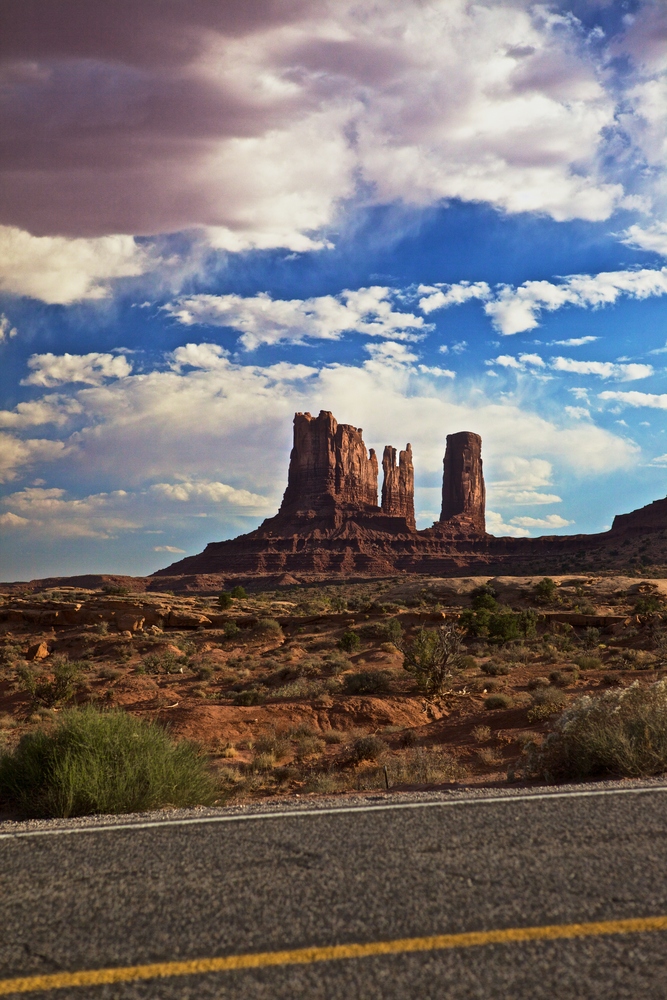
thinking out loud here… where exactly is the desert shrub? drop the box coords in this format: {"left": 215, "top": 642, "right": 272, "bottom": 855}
{"left": 217, "top": 592, "right": 233, "bottom": 609}
{"left": 460, "top": 609, "right": 536, "bottom": 643}
{"left": 294, "top": 734, "right": 325, "bottom": 759}
{"left": 16, "top": 657, "right": 82, "bottom": 708}
{"left": 484, "top": 693, "right": 513, "bottom": 710}
{"left": 322, "top": 651, "right": 349, "bottom": 674}
{"left": 233, "top": 687, "right": 266, "bottom": 706}
{"left": 481, "top": 660, "right": 511, "bottom": 677}
{"left": 635, "top": 594, "right": 664, "bottom": 614}
{"left": 142, "top": 650, "right": 183, "bottom": 674}
{"left": 527, "top": 686, "right": 567, "bottom": 721}
{"left": 459, "top": 654, "right": 478, "bottom": 670}
{"left": 533, "top": 578, "right": 558, "bottom": 604}
{"left": 231, "top": 586, "right": 247, "bottom": 599}
{"left": 254, "top": 618, "right": 283, "bottom": 640}
{"left": 620, "top": 648, "right": 656, "bottom": 670}
{"left": 329, "top": 596, "right": 347, "bottom": 612}
{"left": 272, "top": 678, "right": 332, "bottom": 700}
{"left": 339, "top": 630, "right": 361, "bottom": 652}
{"left": 352, "top": 734, "right": 385, "bottom": 761}
{"left": 343, "top": 670, "right": 391, "bottom": 695}
{"left": 249, "top": 752, "right": 276, "bottom": 774}
{"left": 194, "top": 664, "right": 214, "bottom": 682}
{"left": 477, "top": 747, "right": 503, "bottom": 767}
{"left": 549, "top": 669, "right": 578, "bottom": 688}
{"left": 574, "top": 654, "right": 603, "bottom": 671}
{"left": 361, "top": 747, "right": 467, "bottom": 788}
{"left": 527, "top": 676, "right": 550, "bottom": 690}
{"left": 322, "top": 729, "right": 346, "bottom": 744}
{"left": 472, "top": 724, "right": 492, "bottom": 742}
{"left": 401, "top": 728, "right": 418, "bottom": 747}
{"left": 527, "top": 681, "right": 667, "bottom": 780}
{"left": 582, "top": 627, "right": 601, "bottom": 648}
{"left": 396, "top": 623, "right": 464, "bottom": 701}
{"left": 470, "top": 585, "right": 498, "bottom": 611}
{"left": 223, "top": 621, "right": 240, "bottom": 639}
{"left": 0, "top": 644, "right": 23, "bottom": 667}
{"left": 0, "top": 707, "right": 216, "bottom": 818}
{"left": 102, "top": 585, "right": 130, "bottom": 596}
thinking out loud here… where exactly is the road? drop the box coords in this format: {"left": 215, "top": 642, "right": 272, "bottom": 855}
{"left": 1, "top": 785, "right": 667, "bottom": 999}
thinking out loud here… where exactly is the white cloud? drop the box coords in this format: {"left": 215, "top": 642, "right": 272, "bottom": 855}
{"left": 169, "top": 343, "right": 230, "bottom": 371}
{"left": 598, "top": 390, "right": 667, "bottom": 410}
{"left": 565, "top": 405, "right": 590, "bottom": 420}
{"left": 487, "top": 456, "right": 563, "bottom": 506}
{"left": 0, "top": 433, "right": 69, "bottom": 483}
{"left": 0, "top": 487, "right": 140, "bottom": 538}
{"left": 551, "top": 357, "right": 653, "bottom": 381}
{"left": 166, "top": 287, "right": 428, "bottom": 349}
{"left": 149, "top": 480, "right": 271, "bottom": 510}
{"left": 0, "top": 396, "right": 83, "bottom": 429}
{"left": 650, "top": 454, "right": 667, "bottom": 467}
{"left": 484, "top": 268, "right": 667, "bottom": 335}
{"left": 21, "top": 353, "right": 133, "bottom": 387}
{"left": 490, "top": 353, "right": 653, "bottom": 381}
{"left": 510, "top": 513, "right": 573, "bottom": 529}
{"left": 550, "top": 336, "right": 599, "bottom": 346}
{"left": 623, "top": 223, "right": 667, "bottom": 257}
{"left": 418, "top": 281, "right": 491, "bottom": 314}
{"left": 153, "top": 545, "right": 186, "bottom": 554}
{"left": 417, "top": 365, "right": 456, "bottom": 378}
{"left": 0, "top": 226, "right": 154, "bottom": 304}
{"left": 0, "top": 314, "right": 18, "bottom": 344}
{"left": 0, "top": 511, "right": 30, "bottom": 528}
{"left": 485, "top": 511, "right": 530, "bottom": 537}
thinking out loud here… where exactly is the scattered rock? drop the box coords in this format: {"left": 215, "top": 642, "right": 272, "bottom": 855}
{"left": 26, "top": 641, "right": 49, "bottom": 660}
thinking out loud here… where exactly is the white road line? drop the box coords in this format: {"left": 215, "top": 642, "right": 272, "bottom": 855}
{"left": 1, "top": 783, "right": 666, "bottom": 840}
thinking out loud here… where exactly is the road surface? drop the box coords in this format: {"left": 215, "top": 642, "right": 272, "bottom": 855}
{"left": 1, "top": 785, "right": 667, "bottom": 998}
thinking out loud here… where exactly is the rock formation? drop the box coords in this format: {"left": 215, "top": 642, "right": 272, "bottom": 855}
{"left": 381, "top": 445, "right": 415, "bottom": 528}
{"left": 278, "top": 410, "right": 378, "bottom": 518}
{"left": 439, "top": 431, "right": 485, "bottom": 534}
{"left": 151, "top": 409, "right": 667, "bottom": 582}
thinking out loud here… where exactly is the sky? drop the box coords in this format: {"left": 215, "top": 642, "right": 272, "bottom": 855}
{"left": 2, "top": 0, "right": 667, "bottom": 581}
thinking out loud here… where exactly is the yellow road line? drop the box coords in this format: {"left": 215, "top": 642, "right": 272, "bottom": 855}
{"left": 1, "top": 915, "right": 666, "bottom": 996}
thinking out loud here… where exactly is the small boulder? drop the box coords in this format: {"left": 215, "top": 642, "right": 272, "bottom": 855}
{"left": 26, "top": 641, "right": 49, "bottom": 661}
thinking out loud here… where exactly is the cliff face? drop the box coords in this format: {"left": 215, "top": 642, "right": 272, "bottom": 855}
{"left": 439, "top": 431, "right": 485, "bottom": 534}
{"left": 279, "top": 410, "right": 378, "bottom": 516}
{"left": 381, "top": 444, "right": 415, "bottom": 528}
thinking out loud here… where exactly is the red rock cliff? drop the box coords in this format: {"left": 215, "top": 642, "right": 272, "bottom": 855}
{"left": 381, "top": 444, "right": 415, "bottom": 528}
{"left": 439, "top": 431, "right": 485, "bottom": 533}
{"left": 279, "top": 410, "right": 378, "bottom": 515}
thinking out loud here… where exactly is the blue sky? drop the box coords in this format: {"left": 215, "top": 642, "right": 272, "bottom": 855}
{"left": 2, "top": 0, "right": 667, "bottom": 580}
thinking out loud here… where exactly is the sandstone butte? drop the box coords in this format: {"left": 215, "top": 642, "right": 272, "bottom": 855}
{"left": 152, "top": 409, "right": 667, "bottom": 581}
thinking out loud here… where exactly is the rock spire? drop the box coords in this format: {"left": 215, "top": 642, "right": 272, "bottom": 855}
{"left": 381, "top": 444, "right": 415, "bottom": 528}
{"left": 279, "top": 410, "right": 378, "bottom": 515}
{"left": 440, "top": 431, "right": 485, "bottom": 533}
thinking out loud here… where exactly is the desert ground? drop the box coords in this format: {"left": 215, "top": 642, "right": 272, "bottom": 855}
{"left": 2, "top": 573, "right": 666, "bottom": 805}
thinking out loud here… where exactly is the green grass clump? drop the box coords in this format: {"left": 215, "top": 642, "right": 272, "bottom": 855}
{"left": 0, "top": 707, "right": 216, "bottom": 818}
{"left": 529, "top": 681, "right": 667, "bottom": 781}
{"left": 343, "top": 670, "right": 391, "bottom": 695}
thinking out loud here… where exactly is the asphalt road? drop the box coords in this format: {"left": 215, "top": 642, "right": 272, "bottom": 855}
{"left": 2, "top": 785, "right": 667, "bottom": 999}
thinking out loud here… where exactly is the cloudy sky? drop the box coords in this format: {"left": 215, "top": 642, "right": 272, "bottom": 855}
{"left": 2, "top": 0, "right": 667, "bottom": 580}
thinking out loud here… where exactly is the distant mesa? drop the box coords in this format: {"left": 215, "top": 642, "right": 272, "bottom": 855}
{"left": 153, "top": 408, "right": 667, "bottom": 580}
